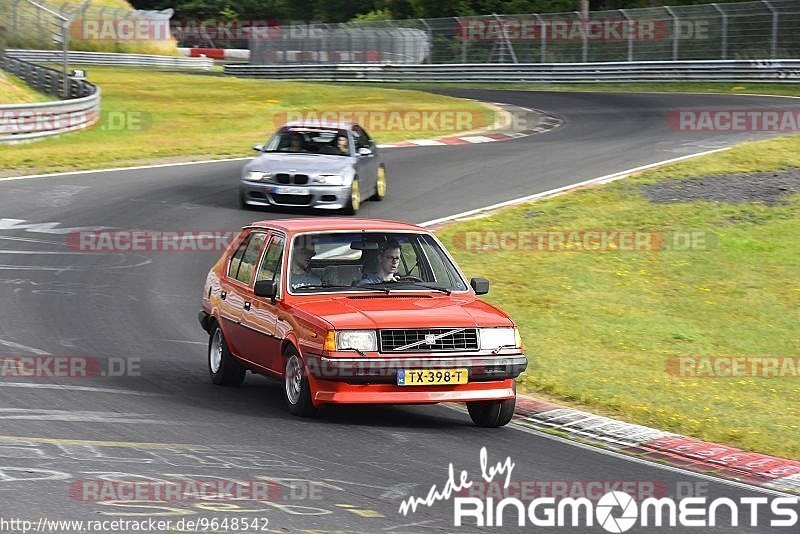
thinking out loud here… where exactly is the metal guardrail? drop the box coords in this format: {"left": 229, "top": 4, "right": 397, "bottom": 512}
{"left": 0, "top": 56, "right": 101, "bottom": 142}
{"left": 225, "top": 60, "right": 800, "bottom": 82}
{"left": 6, "top": 49, "right": 214, "bottom": 70}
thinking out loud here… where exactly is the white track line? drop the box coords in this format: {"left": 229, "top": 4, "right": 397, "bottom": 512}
{"left": 418, "top": 147, "right": 731, "bottom": 227}
{"left": 0, "top": 157, "right": 251, "bottom": 183}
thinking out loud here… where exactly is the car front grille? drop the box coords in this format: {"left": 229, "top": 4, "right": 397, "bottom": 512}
{"left": 275, "top": 173, "right": 309, "bottom": 185}
{"left": 271, "top": 194, "right": 312, "bottom": 205}
{"left": 379, "top": 328, "right": 479, "bottom": 353}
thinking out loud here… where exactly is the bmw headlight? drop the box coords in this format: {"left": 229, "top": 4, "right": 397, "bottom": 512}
{"left": 312, "top": 174, "right": 346, "bottom": 186}
{"left": 479, "top": 327, "right": 520, "bottom": 351}
{"left": 245, "top": 171, "right": 272, "bottom": 182}
{"left": 336, "top": 330, "right": 377, "bottom": 352}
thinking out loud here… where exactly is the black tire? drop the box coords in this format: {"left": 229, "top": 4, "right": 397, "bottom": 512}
{"left": 282, "top": 346, "right": 317, "bottom": 417}
{"left": 208, "top": 325, "right": 246, "bottom": 387}
{"left": 370, "top": 165, "right": 386, "bottom": 201}
{"left": 342, "top": 177, "right": 361, "bottom": 215}
{"left": 467, "top": 397, "right": 516, "bottom": 427}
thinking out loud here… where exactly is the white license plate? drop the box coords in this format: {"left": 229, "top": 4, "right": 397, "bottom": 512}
{"left": 273, "top": 186, "right": 307, "bottom": 195}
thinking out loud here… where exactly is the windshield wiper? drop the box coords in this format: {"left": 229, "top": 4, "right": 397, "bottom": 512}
{"left": 392, "top": 281, "right": 451, "bottom": 294}
{"left": 353, "top": 282, "right": 393, "bottom": 294}
{"left": 294, "top": 284, "right": 389, "bottom": 293}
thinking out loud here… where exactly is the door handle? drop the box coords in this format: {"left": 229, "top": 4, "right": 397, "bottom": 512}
{"left": 220, "top": 290, "right": 227, "bottom": 300}
{"left": 244, "top": 301, "right": 251, "bottom": 311}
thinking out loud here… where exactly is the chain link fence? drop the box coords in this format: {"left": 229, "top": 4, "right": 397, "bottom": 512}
{"left": 249, "top": 0, "right": 800, "bottom": 64}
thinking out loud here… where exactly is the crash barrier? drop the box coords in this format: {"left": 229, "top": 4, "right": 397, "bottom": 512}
{"left": 5, "top": 49, "right": 214, "bottom": 70}
{"left": 224, "top": 59, "right": 800, "bottom": 83}
{"left": 0, "top": 56, "right": 101, "bottom": 142}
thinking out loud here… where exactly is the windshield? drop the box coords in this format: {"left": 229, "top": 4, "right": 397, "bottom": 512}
{"left": 265, "top": 128, "right": 352, "bottom": 156}
{"left": 288, "top": 232, "right": 468, "bottom": 293}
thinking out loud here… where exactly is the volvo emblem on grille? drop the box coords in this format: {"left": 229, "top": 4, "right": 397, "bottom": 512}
{"left": 424, "top": 334, "right": 437, "bottom": 345}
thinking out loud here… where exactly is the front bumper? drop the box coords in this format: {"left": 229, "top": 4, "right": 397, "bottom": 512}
{"left": 240, "top": 181, "right": 351, "bottom": 210}
{"left": 305, "top": 353, "right": 528, "bottom": 383}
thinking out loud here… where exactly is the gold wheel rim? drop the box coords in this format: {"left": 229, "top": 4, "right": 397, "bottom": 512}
{"left": 377, "top": 167, "right": 386, "bottom": 197}
{"left": 351, "top": 180, "right": 360, "bottom": 211}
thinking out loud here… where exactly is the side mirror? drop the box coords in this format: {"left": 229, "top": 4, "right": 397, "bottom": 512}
{"left": 470, "top": 278, "right": 489, "bottom": 295}
{"left": 358, "top": 147, "right": 373, "bottom": 157}
{"left": 252, "top": 144, "right": 264, "bottom": 152}
{"left": 254, "top": 280, "right": 278, "bottom": 298}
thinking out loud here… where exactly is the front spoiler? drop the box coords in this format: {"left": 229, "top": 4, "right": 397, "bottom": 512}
{"left": 305, "top": 353, "right": 528, "bottom": 383}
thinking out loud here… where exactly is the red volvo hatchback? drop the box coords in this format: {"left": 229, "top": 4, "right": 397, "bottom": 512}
{"left": 199, "top": 218, "right": 527, "bottom": 427}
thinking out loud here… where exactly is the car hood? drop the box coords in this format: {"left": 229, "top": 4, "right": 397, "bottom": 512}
{"left": 245, "top": 153, "right": 354, "bottom": 175}
{"left": 293, "top": 294, "right": 513, "bottom": 330}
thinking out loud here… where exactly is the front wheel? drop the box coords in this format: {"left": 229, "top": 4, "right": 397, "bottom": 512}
{"left": 342, "top": 178, "right": 361, "bottom": 215}
{"left": 283, "top": 347, "right": 317, "bottom": 417}
{"left": 370, "top": 165, "right": 386, "bottom": 201}
{"left": 208, "top": 325, "right": 246, "bottom": 386}
{"left": 467, "top": 397, "right": 515, "bottom": 427}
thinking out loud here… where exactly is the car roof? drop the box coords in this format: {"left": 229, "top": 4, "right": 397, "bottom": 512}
{"left": 245, "top": 218, "right": 425, "bottom": 234}
{"left": 284, "top": 120, "right": 355, "bottom": 130}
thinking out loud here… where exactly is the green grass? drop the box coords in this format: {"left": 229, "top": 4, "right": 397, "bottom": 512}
{"left": 0, "top": 71, "right": 51, "bottom": 104}
{"left": 0, "top": 67, "right": 494, "bottom": 176}
{"left": 436, "top": 133, "right": 800, "bottom": 460}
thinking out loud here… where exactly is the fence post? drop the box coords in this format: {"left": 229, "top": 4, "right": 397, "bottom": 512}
{"left": 457, "top": 17, "right": 466, "bottom": 62}
{"left": 620, "top": 8, "right": 633, "bottom": 61}
{"left": 533, "top": 13, "right": 546, "bottom": 63}
{"left": 491, "top": 13, "right": 517, "bottom": 63}
{"left": 418, "top": 18, "right": 432, "bottom": 64}
{"left": 711, "top": 3, "right": 727, "bottom": 60}
{"left": 664, "top": 6, "right": 679, "bottom": 61}
{"left": 762, "top": 0, "right": 778, "bottom": 59}
{"left": 576, "top": 11, "right": 588, "bottom": 62}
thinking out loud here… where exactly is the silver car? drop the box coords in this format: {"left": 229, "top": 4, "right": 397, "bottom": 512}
{"left": 240, "top": 121, "right": 387, "bottom": 214}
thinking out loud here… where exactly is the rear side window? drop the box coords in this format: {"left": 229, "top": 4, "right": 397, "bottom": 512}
{"left": 227, "top": 236, "right": 250, "bottom": 279}
{"left": 229, "top": 232, "right": 266, "bottom": 285}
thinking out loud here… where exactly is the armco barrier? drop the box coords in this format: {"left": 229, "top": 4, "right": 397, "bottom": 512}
{"left": 0, "top": 57, "right": 101, "bottom": 142}
{"left": 6, "top": 49, "right": 214, "bottom": 70}
{"left": 224, "top": 60, "right": 800, "bottom": 83}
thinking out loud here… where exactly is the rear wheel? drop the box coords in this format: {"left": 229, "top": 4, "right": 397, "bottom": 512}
{"left": 283, "top": 346, "right": 317, "bottom": 417}
{"left": 370, "top": 165, "right": 386, "bottom": 201}
{"left": 343, "top": 178, "right": 360, "bottom": 215}
{"left": 467, "top": 397, "right": 515, "bottom": 427}
{"left": 208, "top": 325, "right": 246, "bottom": 386}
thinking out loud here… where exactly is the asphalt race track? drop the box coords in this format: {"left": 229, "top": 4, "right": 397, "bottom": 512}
{"left": 0, "top": 90, "right": 798, "bottom": 533}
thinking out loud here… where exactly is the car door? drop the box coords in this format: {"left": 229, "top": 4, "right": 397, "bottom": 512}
{"left": 353, "top": 125, "right": 378, "bottom": 193}
{"left": 238, "top": 232, "right": 286, "bottom": 373}
{"left": 219, "top": 231, "right": 267, "bottom": 358}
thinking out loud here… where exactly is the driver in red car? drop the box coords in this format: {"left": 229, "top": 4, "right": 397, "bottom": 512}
{"left": 359, "top": 239, "right": 401, "bottom": 284}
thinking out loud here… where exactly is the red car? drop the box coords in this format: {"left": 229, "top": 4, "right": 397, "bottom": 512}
{"left": 199, "top": 218, "right": 527, "bottom": 427}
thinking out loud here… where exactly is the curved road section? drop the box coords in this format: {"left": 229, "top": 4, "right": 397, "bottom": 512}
{"left": 0, "top": 90, "right": 798, "bottom": 532}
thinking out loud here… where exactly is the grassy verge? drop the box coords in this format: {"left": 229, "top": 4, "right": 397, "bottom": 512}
{"left": 0, "top": 67, "right": 495, "bottom": 176}
{"left": 0, "top": 72, "right": 51, "bottom": 104}
{"left": 369, "top": 82, "right": 800, "bottom": 98}
{"left": 436, "top": 133, "right": 800, "bottom": 460}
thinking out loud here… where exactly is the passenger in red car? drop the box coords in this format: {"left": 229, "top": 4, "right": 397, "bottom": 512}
{"left": 290, "top": 241, "right": 321, "bottom": 289}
